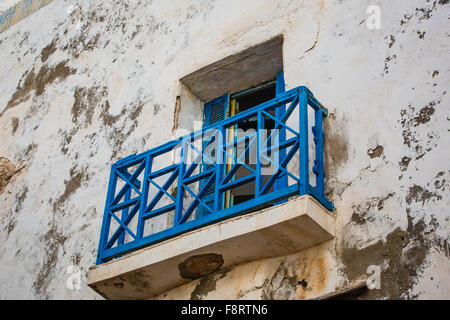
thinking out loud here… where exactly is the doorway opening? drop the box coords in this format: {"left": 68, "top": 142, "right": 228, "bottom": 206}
{"left": 227, "top": 81, "right": 276, "bottom": 207}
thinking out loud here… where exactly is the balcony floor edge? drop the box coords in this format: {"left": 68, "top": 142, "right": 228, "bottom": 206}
{"left": 88, "top": 195, "right": 335, "bottom": 300}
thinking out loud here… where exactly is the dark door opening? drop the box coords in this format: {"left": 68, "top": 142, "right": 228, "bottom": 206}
{"left": 198, "top": 78, "right": 283, "bottom": 218}
{"left": 229, "top": 82, "right": 276, "bottom": 206}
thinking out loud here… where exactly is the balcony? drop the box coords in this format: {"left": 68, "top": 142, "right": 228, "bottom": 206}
{"left": 88, "top": 86, "right": 335, "bottom": 299}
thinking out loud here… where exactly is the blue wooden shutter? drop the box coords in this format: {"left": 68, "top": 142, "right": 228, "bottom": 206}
{"left": 197, "top": 93, "right": 230, "bottom": 218}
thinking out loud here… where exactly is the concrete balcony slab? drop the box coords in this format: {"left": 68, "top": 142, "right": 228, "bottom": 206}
{"left": 87, "top": 195, "right": 335, "bottom": 299}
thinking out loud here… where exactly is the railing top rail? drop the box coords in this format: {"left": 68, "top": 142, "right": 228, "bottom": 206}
{"left": 114, "top": 86, "right": 328, "bottom": 168}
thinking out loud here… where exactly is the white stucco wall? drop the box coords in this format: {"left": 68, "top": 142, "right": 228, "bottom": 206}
{"left": 0, "top": 0, "right": 448, "bottom": 299}
{"left": 0, "top": 1, "right": 20, "bottom": 12}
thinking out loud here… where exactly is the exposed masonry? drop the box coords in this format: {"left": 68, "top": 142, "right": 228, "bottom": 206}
{"left": 261, "top": 263, "right": 298, "bottom": 300}
{"left": 0, "top": 157, "right": 18, "bottom": 194}
{"left": 0, "top": 0, "right": 449, "bottom": 299}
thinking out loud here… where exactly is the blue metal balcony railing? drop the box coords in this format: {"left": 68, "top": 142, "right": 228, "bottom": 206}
{"left": 96, "top": 86, "right": 334, "bottom": 264}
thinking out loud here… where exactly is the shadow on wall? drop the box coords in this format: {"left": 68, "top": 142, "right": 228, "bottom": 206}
{"left": 323, "top": 111, "right": 349, "bottom": 200}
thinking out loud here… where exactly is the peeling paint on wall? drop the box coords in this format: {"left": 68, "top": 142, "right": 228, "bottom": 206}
{"left": 0, "top": 157, "right": 17, "bottom": 193}
{"left": 0, "top": 0, "right": 449, "bottom": 300}
{"left": 1, "top": 61, "right": 76, "bottom": 116}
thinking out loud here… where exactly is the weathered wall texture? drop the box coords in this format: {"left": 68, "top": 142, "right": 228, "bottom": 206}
{"left": 0, "top": 0, "right": 448, "bottom": 299}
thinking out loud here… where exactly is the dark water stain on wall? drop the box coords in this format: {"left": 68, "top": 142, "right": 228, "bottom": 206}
{"left": 400, "top": 100, "right": 439, "bottom": 160}
{"left": 6, "top": 215, "right": 17, "bottom": 236}
{"left": 340, "top": 212, "right": 430, "bottom": 299}
{"left": 412, "top": 102, "right": 435, "bottom": 126}
{"left": 1, "top": 61, "right": 76, "bottom": 117}
{"left": 71, "top": 252, "right": 82, "bottom": 266}
{"left": 433, "top": 171, "right": 446, "bottom": 191}
{"left": 33, "top": 224, "right": 68, "bottom": 298}
{"left": 100, "top": 99, "right": 125, "bottom": 126}
{"left": 41, "top": 39, "right": 58, "bottom": 62}
{"left": 62, "top": 32, "right": 102, "bottom": 59}
{"left": 406, "top": 184, "right": 442, "bottom": 206}
{"left": 341, "top": 169, "right": 447, "bottom": 299}
{"left": 52, "top": 166, "right": 87, "bottom": 213}
{"left": 0, "top": 157, "right": 17, "bottom": 194}
{"left": 367, "top": 145, "right": 383, "bottom": 158}
{"left": 351, "top": 192, "right": 395, "bottom": 225}
{"left": 11, "top": 117, "right": 19, "bottom": 134}
{"left": 0, "top": 161, "right": 27, "bottom": 237}
{"left": 60, "top": 128, "right": 77, "bottom": 155}
{"left": 153, "top": 104, "right": 161, "bottom": 115}
{"left": 102, "top": 101, "right": 144, "bottom": 160}
{"left": 412, "top": 0, "right": 449, "bottom": 23}
{"left": 60, "top": 83, "right": 145, "bottom": 161}
{"left": 399, "top": 156, "right": 411, "bottom": 172}
{"left": 72, "top": 86, "right": 107, "bottom": 126}
{"left": 383, "top": 55, "right": 397, "bottom": 74}
{"left": 15, "top": 185, "right": 28, "bottom": 213}
{"left": 388, "top": 35, "right": 395, "bottom": 48}
{"left": 3, "top": 207, "right": 18, "bottom": 238}
{"left": 323, "top": 112, "right": 349, "bottom": 178}
{"left": 323, "top": 112, "right": 350, "bottom": 199}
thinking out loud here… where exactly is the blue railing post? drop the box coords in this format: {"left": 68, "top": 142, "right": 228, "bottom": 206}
{"left": 298, "top": 88, "right": 309, "bottom": 195}
{"left": 313, "top": 108, "right": 325, "bottom": 195}
{"left": 214, "top": 127, "right": 225, "bottom": 212}
{"left": 136, "top": 155, "right": 152, "bottom": 238}
{"left": 174, "top": 141, "right": 187, "bottom": 224}
{"left": 96, "top": 164, "right": 118, "bottom": 264}
{"left": 118, "top": 187, "right": 131, "bottom": 245}
{"left": 255, "top": 110, "right": 264, "bottom": 195}
{"left": 275, "top": 71, "right": 287, "bottom": 192}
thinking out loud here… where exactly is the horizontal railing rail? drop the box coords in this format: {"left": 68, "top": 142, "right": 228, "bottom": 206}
{"left": 96, "top": 86, "right": 334, "bottom": 264}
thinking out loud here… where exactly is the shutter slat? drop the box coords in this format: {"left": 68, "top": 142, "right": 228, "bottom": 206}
{"left": 197, "top": 93, "right": 229, "bottom": 217}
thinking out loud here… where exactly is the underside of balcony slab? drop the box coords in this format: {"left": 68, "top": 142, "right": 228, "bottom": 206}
{"left": 87, "top": 195, "right": 335, "bottom": 300}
